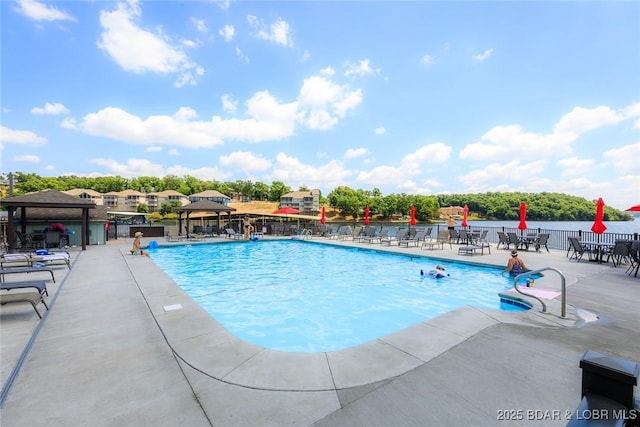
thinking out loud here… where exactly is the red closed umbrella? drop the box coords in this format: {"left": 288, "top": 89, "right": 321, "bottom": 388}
{"left": 591, "top": 198, "right": 607, "bottom": 234}
{"left": 364, "top": 206, "right": 370, "bottom": 225}
{"left": 409, "top": 205, "right": 417, "bottom": 226}
{"left": 626, "top": 204, "right": 640, "bottom": 212}
{"left": 461, "top": 205, "right": 469, "bottom": 228}
{"left": 517, "top": 202, "right": 527, "bottom": 232}
{"left": 320, "top": 206, "right": 326, "bottom": 224}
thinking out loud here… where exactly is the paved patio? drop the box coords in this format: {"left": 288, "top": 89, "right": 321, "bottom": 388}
{"left": 1, "top": 235, "right": 639, "bottom": 426}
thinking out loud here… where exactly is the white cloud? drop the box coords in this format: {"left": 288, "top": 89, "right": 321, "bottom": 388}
{"left": 473, "top": 48, "right": 493, "bottom": 61}
{"left": 320, "top": 67, "right": 335, "bottom": 76}
{"left": 12, "top": 154, "right": 40, "bottom": 163}
{"left": 97, "top": 0, "right": 203, "bottom": 87}
{"left": 247, "top": 15, "right": 293, "bottom": 47}
{"left": 374, "top": 126, "right": 386, "bottom": 135}
{"left": 221, "top": 95, "right": 238, "bottom": 114}
{"left": 421, "top": 54, "right": 435, "bottom": 65}
{"left": 556, "top": 156, "right": 596, "bottom": 177}
{"left": 297, "top": 76, "right": 362, "bottom": 129}
{"left": 168, "top": 149, "right": 180, "bottom": 156}
{"left": 603, "top": 142, "right": 640, "bottom": 174}
{"left": 0, "top": 126, "right": 47, "bottom": 146}
{"left": 219, "top": 151, "right": 272, "bottom": 172}
{"left": 89, "top": 157, "right": 230, "bottom": 180}
{"left": 72, "top": 71, "right": 363, "bottom": 147}
{"left": 460, "top": 124, "right": 575, "bottom": 160}
{"left": 344, "top": 148, "right": 369, "bottom": 159}
{"left": 218, "top": 24, "right": 235, "bottom": 42}
{"left": 554, "top": 105, "right": 627, "bottom": 134}
{"left": 146, "top": 146, "right": 162, "bottom": 152}
{"left": 212, "top": 0, "right": 232, "bottom": 11}
{"left": 344, "top": 59, "right": 375, "bottom": 77}
{"left": 457, "top": 160, "right": 547, "bottom": 189}
{"left": 14, "top": 0, "right": 77, "bottom": 22}
{"left": 235, "top": 47, "right": 249, "bottom": 63}
{"left": 191, "top": 17, "right": 208, "bottom": 33}
{"left": 31, "top": 102, "right": 70, "bottom": 115}
{"left": 269, "top": 152, "right": 352, "bottom": 189}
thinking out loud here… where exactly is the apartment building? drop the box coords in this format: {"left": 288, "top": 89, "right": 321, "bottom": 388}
{"left": 280, "top": 189, "right": 320, "bottom": 215}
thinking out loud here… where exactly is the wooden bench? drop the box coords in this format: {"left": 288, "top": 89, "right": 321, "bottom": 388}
{"left": 0, "top": 291, "right": 48, "bottom": 318}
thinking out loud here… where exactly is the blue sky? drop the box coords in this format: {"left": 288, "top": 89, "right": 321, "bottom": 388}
{"left": 1, "top": 0, "right": 639, "bottom": 211}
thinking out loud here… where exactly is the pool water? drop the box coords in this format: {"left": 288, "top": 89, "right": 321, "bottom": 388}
{"left": 151, "top": 240, "right": 527, "bottom": 353}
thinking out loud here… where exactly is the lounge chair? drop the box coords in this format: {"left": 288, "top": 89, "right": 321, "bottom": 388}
{"left": 344, "top": 226, "right": 363, "bottom": 241}
{"left": 0, "top": 290, "right": 49, "bottom": 318}
{"left": 381, "top": 228, "right": 407, "bottom": 246}
{"left": 225, "top": 229, "right": 243, "bottom": 240}
{"left": 1, "top": 252, "right": 71, "bottom": 269}
{"left": 1, "top": 279, "right": 49, "bottom": 297}
{"left": 422, "top": 229, "right": 447, "bottom": 250}
{"left": 166, "top": 234, "right": 187, "bottom": 242}
{"left": 399, "top": 230, "right": 427, "bottom": 247}
{"left": 361, "top": 227, "right": 388, "bottom": 244}
{"left": 0, "top": 267, "right": 55, "bottom": 293}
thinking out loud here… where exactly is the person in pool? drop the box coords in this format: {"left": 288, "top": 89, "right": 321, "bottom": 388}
{"left": 504, "top": 249, "right": 528, "bottom": 276}
{"left": 421, "top": 265, "right": 449, "bottom": 278}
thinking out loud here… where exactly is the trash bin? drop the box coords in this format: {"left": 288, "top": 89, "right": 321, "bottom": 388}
{"left": 579, "top": 350, "right": 639, "bottom": 409}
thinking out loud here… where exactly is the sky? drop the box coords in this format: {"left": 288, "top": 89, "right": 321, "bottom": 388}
{"left": 1, "top": 0, "right": 639, "bottom": 211}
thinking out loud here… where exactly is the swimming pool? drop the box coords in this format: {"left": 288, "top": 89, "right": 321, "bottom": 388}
{"left": 151, "top": 240, "right": 527, "bottom": 352}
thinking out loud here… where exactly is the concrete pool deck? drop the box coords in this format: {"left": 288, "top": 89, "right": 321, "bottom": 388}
{"left": 1, "top": 236, "right": 639, "bottom": 426}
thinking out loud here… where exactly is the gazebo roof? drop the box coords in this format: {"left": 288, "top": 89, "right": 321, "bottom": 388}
{"left": 1, "top": 189, "right": 96, "bottom": 209}
{"left": 177, "top": 200, "right": 236, "bottom": 213}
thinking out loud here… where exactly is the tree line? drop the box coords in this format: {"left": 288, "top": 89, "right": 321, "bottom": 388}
{"left": 1, "top": 172, "right": 632, "bottom": 222}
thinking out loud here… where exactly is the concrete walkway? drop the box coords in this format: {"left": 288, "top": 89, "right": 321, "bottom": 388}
{"left": 1, "top": 236, "right": 639, "bottom": 426}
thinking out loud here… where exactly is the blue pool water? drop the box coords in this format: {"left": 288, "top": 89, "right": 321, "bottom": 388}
{"left": 151, "top": 240, "right": 527, "bottom": 353}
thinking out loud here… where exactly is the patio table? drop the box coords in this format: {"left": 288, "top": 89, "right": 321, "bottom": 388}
{"left": 583, "top": 241, "right": 614, "bottom": 264}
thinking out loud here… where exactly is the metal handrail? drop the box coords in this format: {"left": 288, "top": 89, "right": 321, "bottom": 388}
{"left": 512, "top": 267, "right": 566, "bottom": 318}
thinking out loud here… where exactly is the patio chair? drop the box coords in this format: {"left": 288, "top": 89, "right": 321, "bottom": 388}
{"left": 475, "top": 230, "right": 491, "bottom": 254}
{"left": 507, "top": 232, "right": 523, "bottom": 250}
{"left": 496, "top": 231, "right": 510, "bottom": 250}
{"left": 15, "top": 231, "right": 35, "bottom": 251}
{"left": 606, "top": 240, "right": 631, "bottom": 267}
{"left": 568, "top": 237, "right": 594, "bottom": 263}
{"left": 626, "top": 241, "right": 639, "bottom": 277}
{"left": 534, "top": 233, "right": 550, "bottom": 253}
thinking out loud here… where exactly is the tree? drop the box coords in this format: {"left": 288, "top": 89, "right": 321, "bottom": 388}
{"left": 269, "top": 181, "right": 291, "bottom": 202}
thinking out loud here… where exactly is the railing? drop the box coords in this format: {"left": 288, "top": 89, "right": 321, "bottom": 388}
{"left": 324, "top": 222, "right": 638, "bottom": 252}
{"left": 513, "top": 267, "right": 566, "bottom": 318}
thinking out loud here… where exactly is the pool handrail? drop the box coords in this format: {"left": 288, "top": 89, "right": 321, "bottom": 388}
{"left": 512, "top": 267, "right": 566, "bottom": 318}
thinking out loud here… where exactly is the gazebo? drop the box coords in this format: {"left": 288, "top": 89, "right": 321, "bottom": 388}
{"left": 1, "top": 190, "right": 96, "bottom": 251}
{"left": 176, "top": 200, "right": 236, "bottom": 238}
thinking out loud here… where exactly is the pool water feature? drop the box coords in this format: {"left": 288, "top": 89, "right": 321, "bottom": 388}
{"left": 151, "top": 240, "right": 528, "bottom": 353}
